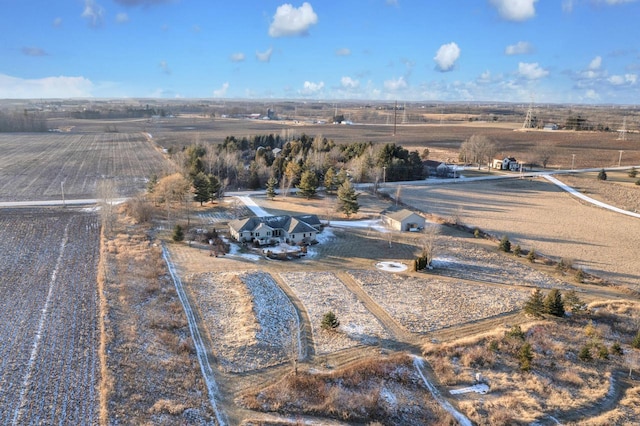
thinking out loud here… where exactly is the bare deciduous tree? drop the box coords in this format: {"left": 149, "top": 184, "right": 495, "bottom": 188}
{"left": 460, "top": 134, "right": 497, "bottom": 170}
{"left": 420, "top": 224, "right": 439, "bottom": 268}
{"left": 154, "top": 173, "right": 190, "bottom": 226}
{"left": 96, "top": 179, "right": 118, "bottom": 235}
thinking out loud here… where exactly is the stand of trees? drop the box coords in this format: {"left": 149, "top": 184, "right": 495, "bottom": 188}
{"left": 0, "top": 110, "right": 47, "bottom": 132}
{"left": 167, "top": 134, "right": 427, "bottom": 195}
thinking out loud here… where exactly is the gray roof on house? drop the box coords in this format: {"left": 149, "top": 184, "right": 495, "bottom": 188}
{"left": 229, "top": 214, "right": 319, "bottom": 234}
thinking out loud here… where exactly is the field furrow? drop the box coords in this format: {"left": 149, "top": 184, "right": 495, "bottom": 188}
{"left": 0, "top": 210, "right": 100, "bottom": 425}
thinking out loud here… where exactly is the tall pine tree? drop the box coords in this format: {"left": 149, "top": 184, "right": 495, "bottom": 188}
{"left": 337, "top": 180, "right": 359, "bottom": 218}
{"left": 266, "top": 176, "right": 277, "bottom": 200}
{"left": 524, "top": 288, "right": 545, "bottom": 317}
{"left": 544, "top": 289, "right": 565, "bottom": 317}
{"left": 297, "top": 170, "right": 318, "bottom": 199}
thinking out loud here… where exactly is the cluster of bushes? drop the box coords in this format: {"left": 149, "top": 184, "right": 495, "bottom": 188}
{"left": 413, "top": 254, "right": 432, "bottom": 271}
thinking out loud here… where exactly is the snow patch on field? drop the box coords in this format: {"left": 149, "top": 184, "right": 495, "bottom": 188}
{"left": 280, "top": 271, "right": 390, "bottom": 354}
{"left": 376, "top": 261, "right": 408, "bottom": 272}
{"left": 186, "top": 271, "right": 298, "bottom": 372}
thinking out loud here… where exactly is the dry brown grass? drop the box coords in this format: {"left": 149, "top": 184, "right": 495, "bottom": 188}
{"left": 101, "top": 209, "right": 215, "bottom": 424}
{"left": 238, "top": 353, "right": 455, "bottom": 425}
{"left": 423, "top": 301, "right": 640, "bottom": 424}
{"left": 97, "top": 226, "right": 114, "bottom": 426}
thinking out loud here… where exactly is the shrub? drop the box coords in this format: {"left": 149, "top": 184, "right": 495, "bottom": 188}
{"left": 584, "top": 320, "right": 599, "bottom": 339}
{"left": 564, "top": 290, "right": 585, "bottom": 314}
{"left": 611, "top": 341, "right": 623, "bottom": 356}
{"left": 578, "top": 345, "right": 593, "bottom": 362}
{"left": 499, "top": 235, "right": 511, "bottom": 253}
{"left": 636, "top": 179, "right": 640, "bottom": 186}
{"left": 519, "top": 342, "right": 533, "bottom": 371}
{"left": 597, "top": 169, "right": 607, "bottom": 181}
{"left": 513, "top": 244, "right": 521, "bottom": 256}
{"left": 321, "top": 311, "right": 340, "bottom": 331}
{"left": 526, "top": 249, "right": 536, "bottom": 263}
{"left": 597, "top": 345, "right": 609, "bottom": 360}
{"left": 506, "top": 325, "right": 526, "bottom": 340}
{"left": 628, "top": 167, "right": 637, "bottom": 178}
{"left": 172, "top": 224, "right": 184, "bottom": 242}
{"left": 474, "top": 228, "right": 481, "bottom": 238}
{"left": 632, "top": 330, "right": 640, "bottom": 349}
{"left": 575, "top": 268, "right": 585, "bottom": 283}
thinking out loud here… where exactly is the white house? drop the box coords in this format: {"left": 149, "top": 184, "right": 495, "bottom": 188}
{"left": 492, "top": 157, "right": 521, "bottom": 171}
{"left": 229, "top": 215, "right": 320, "bottom": 245}
{"left": 381, "top": 208, "right": 426, "bottom": 232}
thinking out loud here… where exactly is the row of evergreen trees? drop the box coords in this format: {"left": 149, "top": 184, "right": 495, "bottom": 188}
{"left": 524, "top": 288, "right": 584, "bottom": 318}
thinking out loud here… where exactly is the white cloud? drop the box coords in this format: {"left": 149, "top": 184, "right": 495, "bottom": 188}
{"left": 608, "top": 74, "right": 638, "bottom": 85}
{"left": 230, "top": 52, "right": 245, "bottom": 62}
{"left": 598, "top": 0, "right": 637, "bottom": 4}
{"left": 384, "top": 76, "right": 407, "bottom": 91}
{"left": 588, "top": 56, "right": 602, "bottom": 70}
{"left": 53, "top": 17, "right": 63, "bottom": 27}
{"left": 489, "top": 0, "right": 538, "bottom": 21}
{"left": 213, "top": 82, "right": 229, "bottom": 98}
{"left": 434, "top": 42, "right": 460, "bottom": 72}
{"left": 116, "top": 13, "right": 129, "bottom": 23}
{"left": 562, "top": 0, "right": 576, "bottom": 12}
{"left": 269, "top": 2, "right": 318, "bottom": 37}
{"left": 386, "top": 0, "right": 398, "bottom": 5}
{"left": 256, "top": 47, "right": 273, "bottom": 62}
{"left": 82, "top": 0, "right": 105, "bottom": 28}
{"left": 336, "top": 48, "right": 351, "bottom": 56}
{"left": 114, "top": 0, "right": 173, "bottom": 5}
{"left": 159, "top": 61, "right": 171, "bottom": 74}
{"left": 584, "top": 89, "right": 600, "bottom": 101}
{"left": 0, "top": 74, "right": 94, "bottom": 98}
{"left": 477, "top": 70, "right": 492, "bottom": 84}
{"left": 299, "top": 80, "right": 324, "bottom": 96}
{"left": 340, "top": 76, "right": 360, "bottom": 89}
{"left": 505, "top": 41, "right": 533, "bottom": 55}
{"left": 518, "top": 62, "right": 549, "bottom": 79}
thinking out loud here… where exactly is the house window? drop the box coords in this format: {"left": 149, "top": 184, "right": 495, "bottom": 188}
{"left": 256, "top": 232, "right": 260, "bottom": 237}
{"left": 291, "top": 234, "right": 295, "bottom": 239}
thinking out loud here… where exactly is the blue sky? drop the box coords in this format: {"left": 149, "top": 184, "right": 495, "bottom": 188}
{"left": 1, "top": 0, "right": 639, "bottom": 104}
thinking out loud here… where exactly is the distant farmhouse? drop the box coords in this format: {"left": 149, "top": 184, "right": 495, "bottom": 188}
{"left": 229, "top": 215, "right": 321, "bottom": 246}
{"left": 492, "top": 157, "right": 521, "bottom": 171}
{"left": 381, "top": 208, "right": 426, "bottom": 232}
{"left": 425, "top": 160, "right": 458, "bottom": 178}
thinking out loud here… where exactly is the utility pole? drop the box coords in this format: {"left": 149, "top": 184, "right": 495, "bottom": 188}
{"left": 393, "top": 101, "right": 397, "bottom": 137}
{"left": 571, "top": 154, "right": 576, "bottom": 170}
{"left": 618, "top": 150, "right": 624, "bottom": 167}
{"left": 61, "top": 181, "right": 65, "bottom": 207}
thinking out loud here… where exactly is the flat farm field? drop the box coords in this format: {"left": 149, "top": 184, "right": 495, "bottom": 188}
{"left": 0, "top": 132, "right": 168, "bottom": 202}
{"left": 398, "top": 177, "right": 640, "bottom": 289}
{"left": 0, "top": 208, "right": 100, "bottom": 424}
